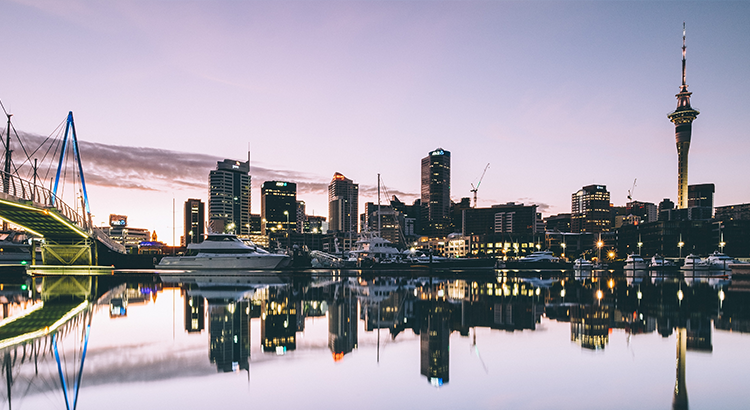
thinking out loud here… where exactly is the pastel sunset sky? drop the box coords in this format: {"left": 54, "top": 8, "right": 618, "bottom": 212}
{"left": 3, "top": 1, "right": 748, "bottom": 244}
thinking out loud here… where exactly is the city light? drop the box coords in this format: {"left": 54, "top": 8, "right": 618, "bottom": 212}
{"left": 596, "top": 289, "right": 603, "bottom": 300}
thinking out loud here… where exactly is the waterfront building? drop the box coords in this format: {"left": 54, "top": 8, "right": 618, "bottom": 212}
{"left": 463, "top": 202, "right": 538, "bottom": 237}
{"left": 391, "top": 195, "right": 421, "bottom": 241}
{"left": 208, "top": 159, "right": 251, "bottom": 235}
{"left": 296, "top": 200, "right": 306, "bottom": 233}
{"left": 102, "top": 214, "right": 150, "bottom": 253}
{"left": 544, "top": 213, "right": 572, "bottom": 233}
{"left": 444, "top": 233, "right": 470, "bottom": 258}
{"left": 715, "top": 203, "right": 750, "bottom": 221}
{"left": 450, "top": 197, "right": 472, "bottom": 234}
{"left": 571, "top": 185, "right": 611, "bottom": 233}
{"left": 658, "top": 198, "right": 676, "bottom": 221}
{"left": 687, "top": 183, "right": 715, "bottom": 220}
{"left": 183, "top": 198, "right": 204, "bottom": 245}
{"left": 667, "top": 25, "right": 700, "bottom": 209}
{"left": 421, "top": 148, "right": 451, "bottom": 237}
{"left": 260, "top": 181, "right": 297, "bottom": 235}
{"left": 616, "top": 201, "right": 658, "bottom": 228}
{"left": 328, "top": 173, "right": 359, "bottom": 235}
{"left": 362, "top": 202, "right": 404, "bottom": 247}
{"left": 304, "top": 215, "right": 326, "bottom": 233}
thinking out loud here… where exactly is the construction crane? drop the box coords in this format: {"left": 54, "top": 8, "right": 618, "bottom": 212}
{"left": 627, "top": 178, "right": 637, "bottom": 202}
{"left": 470, "top": 163, "right": 490, "bottom": 208}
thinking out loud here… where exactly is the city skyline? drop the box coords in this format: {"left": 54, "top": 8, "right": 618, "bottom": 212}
{"left": 3, "top": 1, "right": 749, "bottom": 244}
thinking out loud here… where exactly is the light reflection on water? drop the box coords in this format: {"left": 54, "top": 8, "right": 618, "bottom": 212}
{"left": 0, "top": 269, "right": 749, "bottom": 410}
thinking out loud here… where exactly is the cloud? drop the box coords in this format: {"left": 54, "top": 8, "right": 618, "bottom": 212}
{"left": 12, "top": 131, "right": 331, "bottom": 195}
{"left": 10, "top": 131, "right": 418, "bottom": 202}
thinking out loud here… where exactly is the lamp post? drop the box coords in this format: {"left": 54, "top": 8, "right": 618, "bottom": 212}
{"left": 678, "top": 234, "right": 684, "bottom": 259}
{"left": 561, "top": 242, "right": 566, "bottom": 259}
{"left": 284, "top": 210, "right": 290, "bottom": 250}
{"left": 597, "top": 236, "right": 603, "bottom": 263}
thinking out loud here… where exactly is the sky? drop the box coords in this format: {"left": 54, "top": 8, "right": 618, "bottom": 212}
{"left": 2, "top": 0, "right": 749, "bottom": 245}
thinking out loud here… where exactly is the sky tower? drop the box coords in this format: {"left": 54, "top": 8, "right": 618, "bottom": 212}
{"left": 667, "top": 23, "right": 700, "bottom": 209}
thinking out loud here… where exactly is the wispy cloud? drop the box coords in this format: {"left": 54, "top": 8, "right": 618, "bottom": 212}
{"left": 13, "top": 131, "right": 417, "bottom": 199}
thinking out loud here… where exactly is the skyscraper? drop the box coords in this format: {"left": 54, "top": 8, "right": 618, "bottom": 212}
{"left": 208, "top": 159, "right": 250, "bottom": 235}
{"left": 183, "top": 198, "right": 204, "bottom": 245}
{"left": 328, "top": 172, "right": 358, "bottom": 234}
{"left": 260, "top": 181, "right": 297, "bottom": 234}
{"left": 421, "top": 148, "right": 451, "bottom": 237}
{"left": 571, "top": 185, "right": 611, "bottom": 233}
{"left": 667, "top": 24, "right": 700, "bottom": 209}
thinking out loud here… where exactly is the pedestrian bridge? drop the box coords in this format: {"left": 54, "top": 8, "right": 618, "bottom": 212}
{"left": 0, "top": 110, "right": 125, "bottom": 266}
{"left": 0, "top": 170, "right": 124, "bottom": 265}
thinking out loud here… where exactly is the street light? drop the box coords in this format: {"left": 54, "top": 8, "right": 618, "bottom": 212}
{"left": 561, "top": 242, "right": 566, "bottom": 258}
{"left": 597, "top": 238, "right": 603, "bottom": 262}
{"left": 284, "top": 210, "right": 290, "bottom": 250}
{"left": 678, "top": 241, "right": 685, "bottom": 258}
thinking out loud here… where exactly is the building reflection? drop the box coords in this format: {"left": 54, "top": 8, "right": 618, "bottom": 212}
{"left": 208, "top": 300, "right": 250, "bottom": 372}
{"left": 420, "top": 298, "right": 450, "bottom": 386}
{"left": 261, "top": 286, "right": 297, "bottom": 354}
{"left": 328, "top": 283, "right": 358, "bottom": 360}
{"left": 570, "top": 304, "right": 610, "bottom": 350}
{"left": 184, "top": 294, "right": 205, "bottom": 333}
{"left": 673, "top": 327, "right": 688, "bottom": 410}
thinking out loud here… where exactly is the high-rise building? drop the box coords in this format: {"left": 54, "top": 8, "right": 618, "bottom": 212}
{"left": 328, "top": 173, "right": 358, "bottom": 234}
{"left": 667, "top": 24, "right": 700, "bottom": 209}
{"left": 208, "top": 159, "right": 250, "bottom": 235}
{"left": 421, "top": 148, "right": 451, "bottom": 237}
{"left": 183, "top": 198, "right": 204, "bottom": 245}
{"left": 260, "top": 181, "right": 297, "bottom": 235}
{"left": 571, "top": 185, "right": 611, "bottom": 233}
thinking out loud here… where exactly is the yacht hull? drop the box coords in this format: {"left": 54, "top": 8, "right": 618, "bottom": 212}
{"left": 157, "top": 254, "right": 291, "bottom": 270}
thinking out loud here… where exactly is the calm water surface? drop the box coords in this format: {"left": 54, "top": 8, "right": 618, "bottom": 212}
{"left": 1, "top": 269, "right": 748, "bottom": 410}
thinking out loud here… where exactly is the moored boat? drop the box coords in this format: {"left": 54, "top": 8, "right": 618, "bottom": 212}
{"left": 624, "top": 253, "right": 648, "bottom": 270}
{"left": 157, "top": 234, "right": 291, "bottom": 270}
{"left": 681, "top": 254, "right": 710, "bottom": 271}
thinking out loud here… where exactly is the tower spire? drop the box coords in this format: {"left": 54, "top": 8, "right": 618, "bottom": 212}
{"left": 681, "top": 22, "right": 687, "bottom": 90}
{"left": 668, "top": 23, "right": 699, "bottom": 210}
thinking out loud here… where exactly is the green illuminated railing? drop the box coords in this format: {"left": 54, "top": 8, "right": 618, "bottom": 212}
{"left": 0, "top": 170, "right": 88, "bottom": 231}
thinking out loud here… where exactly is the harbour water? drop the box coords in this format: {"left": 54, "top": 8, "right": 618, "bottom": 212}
{"left": 1, "top": 269, "right": 748, "bottom": 410}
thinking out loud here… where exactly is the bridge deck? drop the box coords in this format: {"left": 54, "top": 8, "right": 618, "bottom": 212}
{"left": 0, "top": 195, "right": 88, "bottom": 240}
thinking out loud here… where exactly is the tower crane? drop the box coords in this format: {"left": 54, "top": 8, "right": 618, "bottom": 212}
{"left": 470, "top": 163, "right": 490, "bottom": 208}
{"left": 627, "top": 178, "right": 637, "bottom": 202}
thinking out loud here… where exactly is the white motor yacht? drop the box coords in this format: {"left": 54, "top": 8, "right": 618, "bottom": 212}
{"left": 349, "top": 231, "right": 403, "bottom": 264}
{"left": 157, "top": 234, "right": 291, "bottom": 270}
{"left": 649, "top": 254, "right": 674, "bottom": 268}
{"left": 518, "top": 251, "right": 559, "bottom": 263}
{"left": 681, "top": 254, "right": 710, "bottom": 271}
{"left": 573, "top": 258, "right": 593, "bottom": 270}
{"left": 705, "top": 251, "right": 746, "bottom": 270}
{"left": 624, "top": 253, "right": 648, "bottom": 270}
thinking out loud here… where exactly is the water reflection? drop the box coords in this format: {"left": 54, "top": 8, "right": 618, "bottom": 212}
{"left": 0, "top": 268, "right": 749, "bottom": 409}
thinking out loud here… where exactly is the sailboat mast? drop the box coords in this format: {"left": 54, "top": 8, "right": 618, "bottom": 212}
{"left": 377, "top": 174, "right": 381, "bottom": 234}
